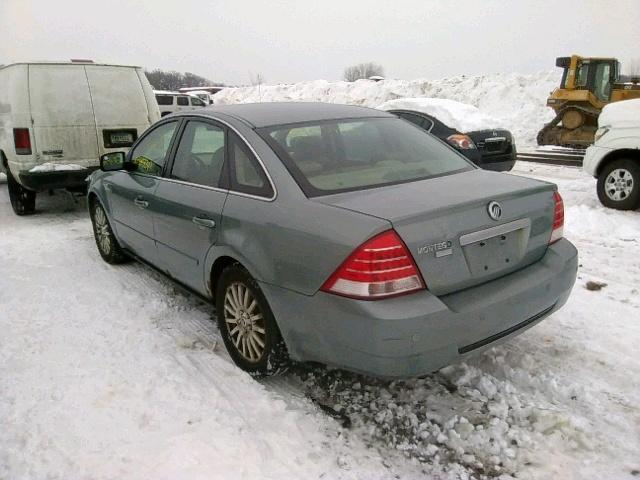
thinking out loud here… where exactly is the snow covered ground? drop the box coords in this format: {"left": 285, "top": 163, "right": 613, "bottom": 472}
{"left": 1, "top": 163, "right": 639, "bottom": 480}
{"left": 214, "top": 72, "right": 560, "bottom": 148}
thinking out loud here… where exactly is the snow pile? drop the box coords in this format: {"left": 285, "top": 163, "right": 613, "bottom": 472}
{"left": 29, "top": 163, "right": 86, "bottom": 173}
{"left": 598, "top": 98, "right": 640, "bottom": 128}
{"left": 377, "top": 97, "right": 502, "bottom": 132}
{"left": 214, "top": 71, "right": 561, "bottom": 147}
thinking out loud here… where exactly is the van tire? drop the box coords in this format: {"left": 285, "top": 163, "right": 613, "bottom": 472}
{"left": 6, "top": 169, "right": 36, "bottom": 215}
{"left": 597, "top": 158, "right": 640, "bottom": 210}
{"left": 90, "top": 199, "right": 128, "bottom": 264}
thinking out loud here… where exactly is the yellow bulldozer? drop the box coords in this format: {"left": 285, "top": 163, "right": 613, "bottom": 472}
{"left": 537, "top": 55, "right": 640, "bottom": 148}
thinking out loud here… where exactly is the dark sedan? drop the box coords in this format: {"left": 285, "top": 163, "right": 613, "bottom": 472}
{"left": 379, "top": 99, "right": 517, "bottom": 172}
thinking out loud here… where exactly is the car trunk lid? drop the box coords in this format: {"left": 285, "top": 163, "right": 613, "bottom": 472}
{"left": 314, "top": 169, "right": 556, "bottom": 296}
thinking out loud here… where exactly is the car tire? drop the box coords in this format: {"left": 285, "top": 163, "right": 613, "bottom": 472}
{"left": 597, "top": 158, "right": 640, "bottom": 210}
{"left": 90, "top": 199, "right": 128, "bottom": 264}
{"left": 6, "top": 168, "right": 36, "bottom": 216}
{"left": 215, "top": 264, "right": 289, "bottom": 376}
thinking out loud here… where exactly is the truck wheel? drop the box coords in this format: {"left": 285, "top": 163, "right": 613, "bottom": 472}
{"left": 90, "top": 199, "right": 128, "bottom": 264}
{"left": 215, "top": 264, "right": 290, "bottom": 376}
{"left": 597, "top": 159, "right": 640, "bottom": 210}
{"left": 6, "top": 169, "right": 36, "bottom": 215}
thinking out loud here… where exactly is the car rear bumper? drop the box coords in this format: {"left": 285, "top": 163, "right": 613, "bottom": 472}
{"left": 262, "top": 238, "right": 577, "bottom": 378}
{"left": 18, "top": 168, "right": 97, "bottom": 192}
{"left": 478, "top": 157, "right": 516, "bottom": 171}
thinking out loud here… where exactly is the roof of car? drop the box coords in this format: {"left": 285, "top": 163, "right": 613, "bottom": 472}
{"left": 200, "top": 102, "right": 393, "bottom": 128}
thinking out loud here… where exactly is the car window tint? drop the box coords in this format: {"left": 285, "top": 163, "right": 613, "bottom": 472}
{"left": 177, "top": 96, "right": 189, "bottom": 106}
{"left": 130, "top": 121, "right": 178, "bottom": 175}
{"left": 155, "top": 95, "right": 174, "bottom": 106}
{"left": 190, "top": 97, "right": 205, "bottom": 106}
{"left": 229, "top": 131, "right": 273, "bottom": 197}
{"left": 171, "top": 121, "right": 225, "bottom": 187}
{"left": 261, "top": 117, "right": 473, "bottom": 197}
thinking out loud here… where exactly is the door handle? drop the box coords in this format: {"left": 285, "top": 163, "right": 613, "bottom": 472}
{"left": 134, "top": 197, "right": 149, "bottom": 209}
{"left": 192, "top": 216, "right": 216, "bottom": 229}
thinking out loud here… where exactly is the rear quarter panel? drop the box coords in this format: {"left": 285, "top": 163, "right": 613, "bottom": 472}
{"left": 212, "top": 192, "right": 390, "bottom": 296}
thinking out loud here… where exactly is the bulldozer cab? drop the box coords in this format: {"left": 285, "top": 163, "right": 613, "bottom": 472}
{"left": 557, "top": 55, "right": 619, "bottom": 102}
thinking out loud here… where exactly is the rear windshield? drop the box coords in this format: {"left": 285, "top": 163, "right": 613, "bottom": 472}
{"left": 258, "top": 117, "right": 474, "bottom": 197}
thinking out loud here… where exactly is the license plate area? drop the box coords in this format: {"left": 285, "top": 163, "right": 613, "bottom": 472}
{"left": 459, "top": 218, "right": 531, "bottom": 277}
{"left": 103, "top": 129, "right": 138, "bottom": 148}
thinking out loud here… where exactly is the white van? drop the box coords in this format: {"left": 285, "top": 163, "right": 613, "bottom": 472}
{"left": 0, "top": 61, "right": 160, "bottom": 215}
{"left": 154, "top": 90, "right": 207, "bottom": 116}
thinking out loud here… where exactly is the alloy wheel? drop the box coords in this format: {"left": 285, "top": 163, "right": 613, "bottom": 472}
{"left": 223, "top": 282, "right": 266, "bottom": 362}
{"left": 93, "top": 205, "right": 112, "bottom": 255}
{"left": 605, "top": 168, "right": 634, "bottom": 202}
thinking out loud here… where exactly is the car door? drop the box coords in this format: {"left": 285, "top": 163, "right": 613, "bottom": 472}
{"left": 105, "top": 120, "right": 180, "bottom": 264}
{"left": 153, "top": 119, "right": 228, "bottom": 292}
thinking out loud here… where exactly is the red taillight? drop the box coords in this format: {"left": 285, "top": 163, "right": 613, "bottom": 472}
{"left": 550, "top": 191, "right": 564, "bottom": 244}
{"left": 13, "top": 128, "right": 32, "bottom": 155}
{"left": 320, "top": 230, "right": 425, "bottom": 300}
{"left": 446, "top": 134, "right": 476, "bottom": 150}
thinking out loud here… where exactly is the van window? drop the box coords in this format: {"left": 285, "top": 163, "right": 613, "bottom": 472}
{"left": 171, "top": 121, "right": 225, "bottom": 187}
{"left": 177, "top": 96, "right": 189, "bottom": 106}
{"left": 190, "top": 97, "right": 206, "bottom": 107}
{"left": 156, "top": 95, "right": 174, "bottom": 106}
{"left": 130, "top": 121, "right": 179, "bottom": 175}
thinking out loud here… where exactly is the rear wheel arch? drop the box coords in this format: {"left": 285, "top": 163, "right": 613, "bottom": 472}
{"left": 596, "top": 149, "right": 640, "bottom": 176}
{"left": 209, "top": 255, "right": 243, "bottom": 299}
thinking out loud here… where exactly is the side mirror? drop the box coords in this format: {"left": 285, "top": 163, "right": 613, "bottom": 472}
{"left": 100, "top": 152, "right": 127, "bottom": 171}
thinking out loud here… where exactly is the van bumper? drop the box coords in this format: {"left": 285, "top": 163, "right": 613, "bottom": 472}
{"left": 261, "top": 238, "right": 578, "bottom": 378}
{"left": 19, "top": 168, "right": 97, "bottom": 192}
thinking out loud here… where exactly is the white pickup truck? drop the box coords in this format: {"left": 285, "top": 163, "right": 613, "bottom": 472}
{"left": 583, "top": 99, "right": 640, "bottom": 210}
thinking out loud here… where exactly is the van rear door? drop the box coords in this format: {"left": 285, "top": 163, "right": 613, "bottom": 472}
{"left": 85, "top": 65, "right": 152, "bottom": 157}
{"left": 29, "top": 64, "right": 99, "bottom": 168}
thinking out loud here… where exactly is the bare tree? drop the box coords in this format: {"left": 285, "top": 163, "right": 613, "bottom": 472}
{"left": 248, "top": 72, "right": 265, "bottom": 86}
{"left": 343, "top": 62, "right": 384, "bottom": 82}
{"left": 145, "top": 69, "right": 223, "bottom": 91}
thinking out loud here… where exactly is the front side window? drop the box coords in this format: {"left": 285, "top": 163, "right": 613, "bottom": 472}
{"left": 170, "top": 121, "right": 225, "bottom": 187}
{"left": 190, "top": 97, "right": 206, "bottom": 106}
{"left": 260, "top": 117, "right": 473, "bottom": 197}
{"left": 576, "top": 63, "right": 589, "bottom": 87}
{"left": 130, "top": 121, "right": 178, "bottom": 175}
{"left": 177, "top": 96, "right": 189, "bottom": 106}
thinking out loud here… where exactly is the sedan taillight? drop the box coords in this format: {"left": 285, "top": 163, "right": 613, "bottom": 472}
{"left": 550, "top": 191, "right": 564, "bottom": 244}
{"left": 320, "top": 230, "right": 425, "bottom": 300}
{"left": 446, "top": 134, "right": 476, "bottom": 150}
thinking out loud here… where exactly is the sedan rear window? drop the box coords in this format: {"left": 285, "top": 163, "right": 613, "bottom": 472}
{"left": 259, "top": 118, "right": 474, "bottom": 197}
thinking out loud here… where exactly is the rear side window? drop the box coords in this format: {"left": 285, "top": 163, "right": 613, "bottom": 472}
{"left": 156, "top": 95, "right": 174, "bottom": 105}
{"left": 229, "top": 131, "right": 273, "bottom": 198}
{"left": 177, "top": 96, "right": 189, "bottom": 106}
{"left": 260, "top": 117, "right": 473, "bottom": 197}
{"left": 170, "top": 121, "right": 225, "bottom": 188}
{"left": 130, "top": 121, "right": 178, "bottom": 175}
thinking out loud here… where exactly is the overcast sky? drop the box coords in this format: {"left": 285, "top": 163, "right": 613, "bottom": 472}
{"left": 1, "top": 0, "right": 639, "bottom": 85}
